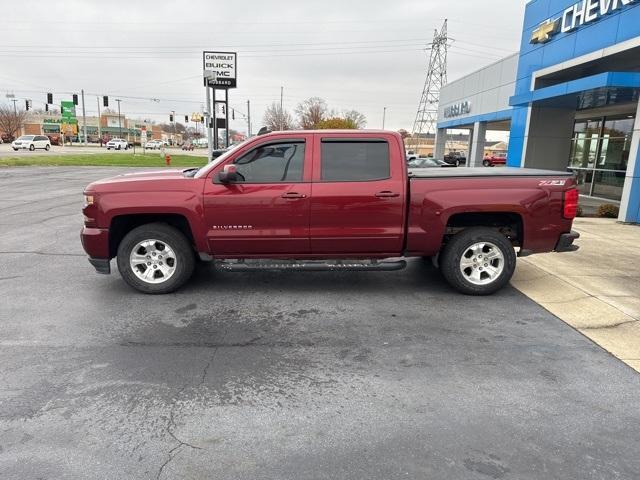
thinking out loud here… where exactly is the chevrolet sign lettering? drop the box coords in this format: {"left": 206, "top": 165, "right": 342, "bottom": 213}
{"left": 530, "top": 0, "right": 636, "bottom": 44}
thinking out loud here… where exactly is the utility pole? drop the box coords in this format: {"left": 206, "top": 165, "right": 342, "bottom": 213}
{"left": 382, "top": 107, "right": 387, "bottom": 130}
{"left": 280, "top": 86, "right": 284, "bottom": 131}
{"left": 115, "top": 99, "right": 122, "bottom": 138}
{"left": 247, "top": 99, "right": 251, "bottom": 137}
{"left": 171, "top": 110, "right": 176, "bottom": 146}
{"left": 96, "top": 97, "right": 102, "bottom": 144}
{"left": 81, "top": 89, "right": 87, "bottom": 145}
{"left": 224, "top": 91, "right": 229, "bottom": 148}
{"left": 11, "top": 99, "right": 18, "bottom": 115}
{"left": 205, "top": 88, "right": 213, "bottom": 161}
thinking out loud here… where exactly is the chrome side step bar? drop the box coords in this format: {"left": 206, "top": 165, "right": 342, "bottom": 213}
{"left": 216, "top": 259, "right": 407, "bottom": 272}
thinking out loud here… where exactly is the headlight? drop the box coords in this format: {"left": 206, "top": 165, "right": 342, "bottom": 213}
{"left": 84, "top": 194, "right": 94, "bottom": 206}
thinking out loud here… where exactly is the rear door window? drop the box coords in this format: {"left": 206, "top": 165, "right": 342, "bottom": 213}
{"left": 320, "top": 140, "right": 390, "bottom": 182}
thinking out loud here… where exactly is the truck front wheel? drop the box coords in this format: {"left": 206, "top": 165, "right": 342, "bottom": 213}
{"left": 116, "top": 223, "right": 195, "bottom": 294}
{"left": 440, "top": 227, "right": 516, "bottom": 295}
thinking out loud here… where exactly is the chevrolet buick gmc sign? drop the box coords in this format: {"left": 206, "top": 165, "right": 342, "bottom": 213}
{"left": 203, "top": 51, "right": 237, "bottom": 88}
{"left": 444, "top": 101, "right": 472, "bottom": 119}
{"left": 531, "top": 0, "right": 636, "bottom": 44}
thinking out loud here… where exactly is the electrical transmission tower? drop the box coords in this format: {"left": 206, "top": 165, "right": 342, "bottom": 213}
{"left": 411, "top": 20, "right": 448, "bottom": 153}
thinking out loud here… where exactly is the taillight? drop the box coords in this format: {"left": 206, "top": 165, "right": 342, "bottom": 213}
{"left": 563, "top": 188, "right": 579, "bottom": 219}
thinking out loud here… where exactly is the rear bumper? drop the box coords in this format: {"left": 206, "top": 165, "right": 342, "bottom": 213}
{"left": 88, "top": 257, "right": 111, "bottom": 274}
{"left": 555, "top": 230, "right": 580, "bottom": 252}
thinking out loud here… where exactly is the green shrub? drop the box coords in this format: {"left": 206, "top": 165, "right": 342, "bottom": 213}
{"left": 596, "top": 204, "right": 620, "bottom": 218}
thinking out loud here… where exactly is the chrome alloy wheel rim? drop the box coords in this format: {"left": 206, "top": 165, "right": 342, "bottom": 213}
{"left": 459, "top": 242, "right": 504, "bottom": 285}
{"left": 130, "top": 239, "right": 177, "bottom": 284}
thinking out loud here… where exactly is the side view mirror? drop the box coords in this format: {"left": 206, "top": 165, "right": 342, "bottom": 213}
{"left": 217, "top": 164, "right": 240, "bottom": 183}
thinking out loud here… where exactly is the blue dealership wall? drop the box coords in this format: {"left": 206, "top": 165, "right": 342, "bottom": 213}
{"left": 507, "top": 0, "right": 640, "bottom": 167}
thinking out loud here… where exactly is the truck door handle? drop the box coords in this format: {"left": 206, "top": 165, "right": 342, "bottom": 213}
{"left": 281, "top": 192, "right": 307, "bottom": 199}
{"left": 375, "top": 191, "right": 400, "bottom": 198}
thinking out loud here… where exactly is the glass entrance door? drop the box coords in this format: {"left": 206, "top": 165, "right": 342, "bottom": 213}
{"left": 568, "top": 114, "right": 634, "bottom": 201}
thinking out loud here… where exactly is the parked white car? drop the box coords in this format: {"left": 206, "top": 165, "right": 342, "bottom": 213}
{"left": 145, "top": 139, "right": 163, "bottom": 150}
{"left": 106, "top": 138, "right": 129, "bottom": 150}
{"left": 12, "top": 135, "right": 51, "bottom": 151}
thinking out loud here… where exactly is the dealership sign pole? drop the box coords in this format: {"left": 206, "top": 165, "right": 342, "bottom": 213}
{"left": 203, "top": 51, "right": 237, "bottom": 156}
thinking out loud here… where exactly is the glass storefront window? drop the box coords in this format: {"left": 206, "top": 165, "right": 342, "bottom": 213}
{"left": 602, "top": 116, "right": 634, "bottom": 138}
{"left": 592, "top": 170, "right": 625, "bottom": 201}
{"left": 568, "top": 113, "right": 634, "bottom": 201}
{"left": 569, "top": 134, "right": 598, "bottom": 168}
{"left": 597, "top": 136, "right": 630, "bottom": 170}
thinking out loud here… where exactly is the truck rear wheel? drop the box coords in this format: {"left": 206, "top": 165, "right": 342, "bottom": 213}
{"left": 116, "top": 223, "right": 195, "bottom": 294}
{"left": 440, "top": 227, "right": 516, "bottom": 295}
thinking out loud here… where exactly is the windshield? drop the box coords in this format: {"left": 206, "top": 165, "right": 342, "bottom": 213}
{"left": 194, "top": 139, "right": 252, "bottom": 178}
{"left": 18, "top": 136, "right": 35, "bottom": 141}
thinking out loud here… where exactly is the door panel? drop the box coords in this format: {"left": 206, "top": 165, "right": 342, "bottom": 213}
{"left": 203, "top": 136, "right": 313, "bottom": 256}
{"left": 310, "top": 135, "right": 406, "bottom": 255}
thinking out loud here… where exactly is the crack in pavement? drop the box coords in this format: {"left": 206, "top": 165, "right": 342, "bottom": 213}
{"left": 581, "top": 319, "right": 638, "bottom": 331}
{"left": 156, "top": 328, "right": 228, "bottom": 480}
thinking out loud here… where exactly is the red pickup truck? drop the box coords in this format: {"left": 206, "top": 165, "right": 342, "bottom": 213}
{"left": 81, "top": 130, "right": 579, "bottom": 295}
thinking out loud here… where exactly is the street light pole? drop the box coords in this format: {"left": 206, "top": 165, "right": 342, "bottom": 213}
{"left": 116, "top": 99, "right": 122, "bottom": 138}
{"left": 96, "top": 96, "right": 102, "bottom": 144}
{"left": 382, "top": 107, "right": 387, "bottom": 130}
{"left": 81, "top": 89, "right": 87, "bottom": 145}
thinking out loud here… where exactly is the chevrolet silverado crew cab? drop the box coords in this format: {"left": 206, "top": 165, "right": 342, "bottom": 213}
{"left": 81, "top": 130, "right": 580, "bottom": 295}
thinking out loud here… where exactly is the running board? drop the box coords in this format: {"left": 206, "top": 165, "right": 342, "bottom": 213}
{"left": 216, "top": 259, "right": 407, "bottom": 272}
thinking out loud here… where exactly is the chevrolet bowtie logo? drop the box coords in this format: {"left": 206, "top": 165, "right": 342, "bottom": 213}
{"left": 530, "top": 18, "right": 560, "bottom": 44}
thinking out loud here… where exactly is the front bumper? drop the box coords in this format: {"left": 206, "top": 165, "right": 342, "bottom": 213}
{"left": 80, "top": 227, "right": 111, "bottom": 268}
{"left": 555, "top": 230, "right": 580, "bottom": 252}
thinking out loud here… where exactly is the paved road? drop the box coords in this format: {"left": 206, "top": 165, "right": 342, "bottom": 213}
{"left": 0, "top": 143, "right": 208, "bottom": 158}
{"left": 1, "top": 166, "right": 639, "bottom": 480}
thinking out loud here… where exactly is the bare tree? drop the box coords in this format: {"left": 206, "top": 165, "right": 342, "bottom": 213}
{"left": 343, "top": 109, "right": 367, "bottom": 129}
{"left": 295, "top": 97, "right": 328, "bottom": 129}
{"left": 263, "top": 102, "right": 295, "bottom": 131}
{"left": 0, "top": 106, "right": 28, "bottom": 140}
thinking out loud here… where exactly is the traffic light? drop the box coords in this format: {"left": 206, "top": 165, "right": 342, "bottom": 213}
{"left": 184, "top": 115, "right": 188, "bottom": 123}
{"left": 232, "top": 108, "right": 235, "bottom": 120}
{"left": 169, "top": 114, "right": 174, "bottom": 122}
{"left": 45, "top": 103, "right": 49, "bottom": 112}
{"left": 72, "top": 94, "right": 78, "bottom": 105}
{"left": 103, "top": 96, "right": 109, "bottom": 107}
{"left": 25, "top": 99, "right": 30, "bottom": 111}
{"left": 200, "top": 116, "right": 204, "bottom": 124}
{"left": 47, "top": 93, "right": 53, "bottom": 104}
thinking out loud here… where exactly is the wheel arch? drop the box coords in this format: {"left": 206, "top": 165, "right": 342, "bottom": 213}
{"left": 109, "top": 213, "right": 197, "bottom": 258}
{"left": 444, "top": 211, "right": 523, "bottom": 248}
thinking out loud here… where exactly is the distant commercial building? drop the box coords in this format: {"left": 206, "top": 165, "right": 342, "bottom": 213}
{"left": 436, "top": 0, "right": 640, "bottom": 223}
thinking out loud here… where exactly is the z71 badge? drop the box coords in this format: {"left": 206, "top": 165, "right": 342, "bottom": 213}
{"left": 539, "top": 180, "right": 567, "bottom": 186}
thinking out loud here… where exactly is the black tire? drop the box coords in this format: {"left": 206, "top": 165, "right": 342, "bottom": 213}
{"left": 440, "top": 227, "right": 516, "bottom": 295}
{"left": 12, "top": 148, "right": 18, "bottom": 151}
{"left": 45, "top": 144, "right": 50, "bottom": 151}
{"left": 482, "top": 159, "right": 491, "bottom": 167}
{"left": 29, "top": 144, "right": 35, "bottom": 151}
{"left": 116, "top": 223, "right": 195, "bottom": 294}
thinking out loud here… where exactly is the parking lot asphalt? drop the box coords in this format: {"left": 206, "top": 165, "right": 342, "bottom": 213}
{"left": 1, "top": 166, "right": 640, "bottom": 480}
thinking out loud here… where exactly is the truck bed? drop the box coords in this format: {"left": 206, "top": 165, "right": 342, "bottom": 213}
{"left": 408, "top": 167, "right": 574, "bottom": 178}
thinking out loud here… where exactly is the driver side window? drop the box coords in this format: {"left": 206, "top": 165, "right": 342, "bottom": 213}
{"left": 233, "top": 141, "right": 305, "bottom": 183}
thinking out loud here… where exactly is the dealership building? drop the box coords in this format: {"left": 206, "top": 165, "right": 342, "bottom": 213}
{"left": 435, "top": 0, "right": 640, "bottom": 223}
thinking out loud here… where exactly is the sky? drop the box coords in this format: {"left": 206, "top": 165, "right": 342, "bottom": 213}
{"left": 0, "top": 0, "right": 526, "bottom": 137}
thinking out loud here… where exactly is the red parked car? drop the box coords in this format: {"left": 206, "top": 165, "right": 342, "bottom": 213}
{"left": 483, "top": 153, "right": 507, "bottom": 167}
{"left": 81, "top": 130, "right": 579, "bottom": 295}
